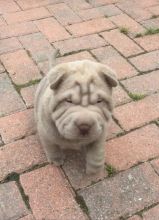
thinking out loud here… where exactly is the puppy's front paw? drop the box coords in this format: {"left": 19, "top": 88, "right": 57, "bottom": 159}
{"left": 47, "top": 154, "right": 65, "bottom": 166}
{"left": 86, "top": 164, "right": 104, "bottom": 175}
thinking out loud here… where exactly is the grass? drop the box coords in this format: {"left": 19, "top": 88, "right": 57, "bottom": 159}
{"left": 135, "top": 28, "right": 159, "bottom": 38}
{"left": 14, "top": 78, "right": 41, "bottom": 93}
{"left": 128, "top": 93, "right": 146, "bottom": 101}
{"left": 76, "top": 195, "right": 89, "bottom": 214}
{"left": 151, "top": 14, "right": 158, "bottom": 19}
{"left": 106, "top": 165, "right": 116, "bottom": 177}
{"left": 120, "top": 27, "right": 129, "bottom": 35}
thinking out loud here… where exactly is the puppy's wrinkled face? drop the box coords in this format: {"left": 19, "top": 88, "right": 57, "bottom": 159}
{"left": 48, "top": 60, "right": 118, "bottom": 142}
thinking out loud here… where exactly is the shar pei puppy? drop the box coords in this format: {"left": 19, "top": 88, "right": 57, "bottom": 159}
{"left": 34, "top": 54, "right": 118, "bottom": 174}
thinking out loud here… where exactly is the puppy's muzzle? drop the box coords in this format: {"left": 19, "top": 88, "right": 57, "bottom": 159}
{"left": 75, "top": 119, "right": 95, "bottom": 136}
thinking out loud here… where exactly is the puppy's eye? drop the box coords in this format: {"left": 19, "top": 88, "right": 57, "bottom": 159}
{"left": 65, "top": 98, "right": 72, "bottom": 103}
{"left": 97, "top": 98, "right": 103, "bottom": 103}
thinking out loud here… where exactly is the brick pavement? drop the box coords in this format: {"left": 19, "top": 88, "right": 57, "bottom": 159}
{"left": 0, "top": 0, "right": 159, "bottom": 219}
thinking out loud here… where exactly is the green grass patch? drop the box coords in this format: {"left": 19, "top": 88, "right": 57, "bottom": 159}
{"left": 76, "top": 195, "right": 89, "bottom": 214}
{"left": 135, "top": 28, "right": 159, "bottom": 38}
{"left": 151, "top": 14, "right": 158, "bottom": 19}
{"left": 106, "top": 165, "right": 116, "bottom": 177}
{"left": 14, "top": 78, "right": 41, "bottom": 93}
{"left": 128, "top": 93, "right": 146, "bottom": 101}
{"left": 120, "top": 27, "right": 129, "bottom": 35}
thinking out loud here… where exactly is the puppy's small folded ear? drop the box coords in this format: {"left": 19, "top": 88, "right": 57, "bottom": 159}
{"left": 99, "top": 64, "right": 118, "bottom": 87}
{"left": 48, "top": 67, "right": 66, "bottom": 90}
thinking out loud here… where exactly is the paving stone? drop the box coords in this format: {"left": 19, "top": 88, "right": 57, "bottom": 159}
{"left": 21, "top": 84, "right": 38, "bottom": 108}
{"left": 110, "top": 13, "right": 145, "bottom": 36}
{"left": 66, "top": 17, "right": 115, "bottom": 37}
{"left": 117, "top": 1, "right": 152, "bottom": 22}
{"left": 128, "top": 216, "right": 142, "bottom": 220}
{"left": 0, "top": 182, "right": 28, "bottom": 220}
{"left": 141, "top": 17, "right": 159, "bottom": 29}
{"left": 77, "top": 8, "right": 103, "bottom": 20}
{"left": 143, "top": 204, "right": 159, "bottom": 220}
{"left": 0, "top": 22, "right": 38, "bottom": 39}
{"left": 19, "top": 214, "right": 35, "bottom": 220}
{"left": 34, "top": 17, "right": 71, "bottom": 42}
{"left": 113, "top": 85, "right": 131, "bottom": 106}
{"left": 47, "top": 3, "right": 82, "bottom": 25}
{"left": 107, "top": 119, "right": 123, "bottom": 140}
{"left": 57, "top": 51, "right": 95, "bottom": 64}
{"left": 0, "top": 0, "right": 20, "bottom": 13}
{"left": 0, "top": 63, "right": 5, "bottom": 73}
{"left": 135, "top": 0, "right": 159, "bottom": 8}
{"left": 135, "top": 34, "right": 159, "bottom": 51}
{"left": 79, "top": 163, "right": 159, "bottom": 220}
{"left": 16, "top": 0, "right": 63, "bottom": 10}
{"left": 3, "top": 7, "right": 50, "bottom": 24}
{"left": 0, "top": 135, "right": 46, "bottom": 181}
{"left": 53, "top": 34, "right": 106, "bottom": 55}
{"left": 91, "top": 46, "right": 138, "bottom": 79}
{"left": 129, "top": 50, "right": 159, "bottom": 72}
{"left": 101, "top": 29, "right": 143, "bottom": 57}
{"left": 121, "top": 70, "right": 159, "bottom": 95}
{"left": 64, "top": 0, "right": 91, "bottom": 10}
{"left": 0, "top": 37, "right": 22, "bottom": 55}
{"left": 0, "top": 73, "right": 25, "bottom": 117}
{"left": 151, "top": 158, "right": 159, "bottom": 175}
{"left": 0, "top": 49, "right": 41, "bottom": 85}
{"left": 114, "top": 93, "right": 159, "bottom": 131}
{"left": 105, "top": 124, "right": 159, "bottom": 171}
{"left": 90, "top": 0, "right": 119, "bottom": 6}
{"left": 148, "top": 5, "right": 159, "bottom": 16}
{"left": 19, "top": 32, "right": 54, "bottom": 63}
{"left": 78, "top": 4, "right": 121, "bottom": 20}
{"left": 0, "top": 16, "right": 6, "bottom": 26}
{"left": 63, "top": 150, "right": 108, "bottom": 190}
{"left": 20, "top": 165, "right": 87, "bottom": 220}
{"left": 0, "top": 108, "right": 35, "bottom": 144}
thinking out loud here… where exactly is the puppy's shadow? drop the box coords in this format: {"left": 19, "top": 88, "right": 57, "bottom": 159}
{"left": 62, "top": 150, "right": 107, "bottom": 190}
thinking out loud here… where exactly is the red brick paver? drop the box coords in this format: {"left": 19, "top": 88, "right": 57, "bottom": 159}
{"left": 20, "top": 165, "right": 87, "bottom": 220}
{"left": 79, "top": 163, "right": 159, "bottom": 220}
{"left": 0, "top": 108, "right": 35, "bottom": 144}
{"left": 34, "top": 17, "right": 71, "bottom": 42}
{"left": 54, "top": 34, "right": 106, "bottom": 55}
{"left": 129, "top": 50, "right": 159, "bottom": 72}
{"left": 0, "top": 49, "right": 41, "bottom": 84}
{"left": 143, "top": 204, "right": 159, "bottom": 220}
{"left": 47, "top": 3, "right": 82, "bottom": 25}
{"left": 0, "top": 22, "right": 38, "bottom": 39}
{"left": 0, "top": 73, "right": 25, "bottom": 117}
{"left": 1, "top": 1, "right": 159, "bottom": 219}
{"left": 66, "top": 17, "right": 115, "bottom": 36}
{"left": 128, "top": 216, "right": 142, "bottom": 220}
{"left": 0, "top": 181, "right": 28, "bottom": 219}
{"left": 101, "top": 29, "right": 143, "bottom": 57}
{"left": 3, "top": 7, "right": 50, "bottom": 24}
{"left": 135, "top": 34, "right": 159, "bottom": 51}
{"left": 114, "top": 93, "right": 159, "bottom": 131}
{"left": 0, "top": 37, "right": 22, "bottom": 55}
{"left": 19, "top": 214, "right": 35, "bottom": 220}
{"left": 121, "top": 70, "right": 159, "bottom": 95}
{"left": 0, "top": 135, "right": 46, "bottom": 181}
{"left": 105, "top": 124, "right": 159, "bottom": 171}
{"left": 91, "top": 46, "right": 138, "bottom": 79}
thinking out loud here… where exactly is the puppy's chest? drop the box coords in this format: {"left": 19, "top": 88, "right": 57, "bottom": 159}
{"left": 58, "top": 139, "right": 85, "bottom": 151}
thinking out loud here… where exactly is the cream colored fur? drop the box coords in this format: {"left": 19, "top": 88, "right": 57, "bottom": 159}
{"left": 34, "top": 59, "right": 118, "bottom": 174}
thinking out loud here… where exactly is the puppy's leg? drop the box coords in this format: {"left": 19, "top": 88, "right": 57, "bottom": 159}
{"left": 86, "top": 141, "right": 105, "bottom": 174}
{"left": 40, "top": 137, "right": 65, "bottom": 166}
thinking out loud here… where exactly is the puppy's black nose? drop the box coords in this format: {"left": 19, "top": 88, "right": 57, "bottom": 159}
{"left": 79, "top": 124, "right": 90, "bottom": 136}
